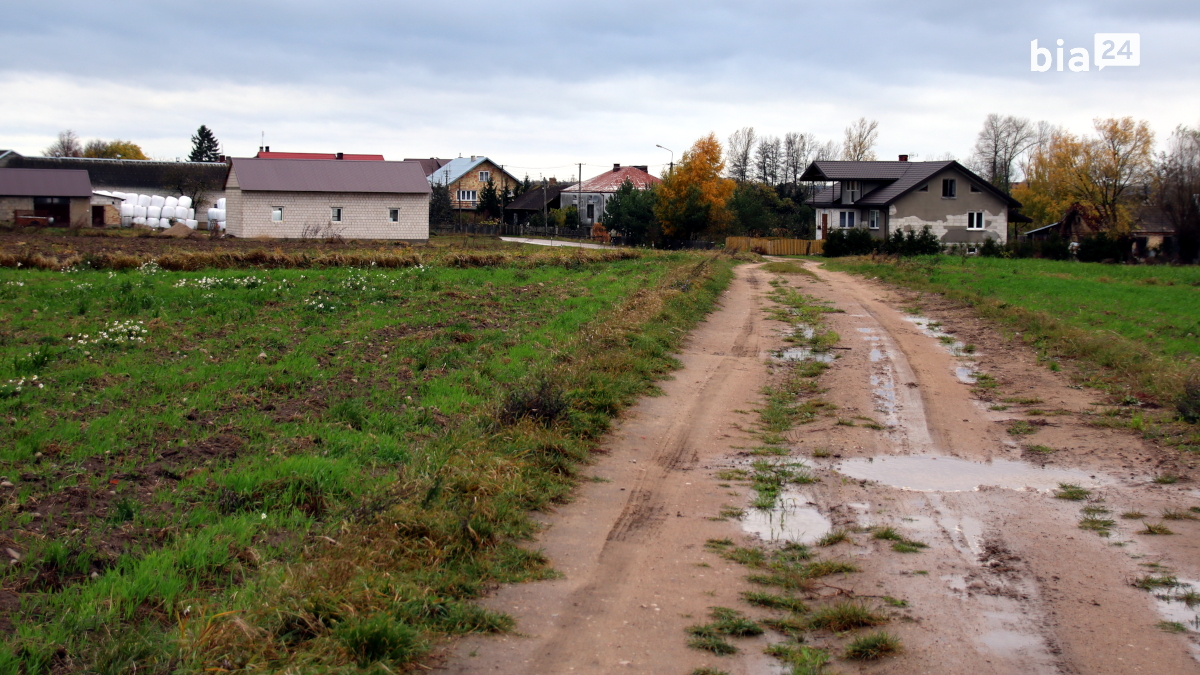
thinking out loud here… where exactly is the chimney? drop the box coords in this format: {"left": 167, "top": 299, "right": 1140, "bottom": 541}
{"left": 613, "top": 163, "right": 621, "bottom": 172}
{"left": 634, "top": 165, "right": 648, "bottom": 172}
{"left": 898, "top": 154, "right": 908, "bottom": 162}
{"left": 336, "top": 152, "right": 344, "bottom": 160}
{"left": 265, "top": 146, "right": 270, "bottom": 153}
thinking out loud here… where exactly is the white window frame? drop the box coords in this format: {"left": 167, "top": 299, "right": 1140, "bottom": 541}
{"left": 388, "top": 208, "right": 399, "bottom": 223}
{"left": 838, "top": 211, "right": 856, "bottom": 228}
{"left": 844, "top": 181, "right": 861, "bottom": 203}
{"left": 942, "top": 179, "right": 957, "bottom": 198}
{"left": 456, "top": 190, "right": 478, "bottom": 202}
{"left": 967, "top": 212, "right": 985, "bottom": 230}
{"left": 271, "top": 206, "right": 284, "bottom": 222}
{"left": 330, "top": 206, "right": 343, "bottom": 222}
{"left": 478, "top": 170, "right": 490, "bottom": 182}
{"left": 868, "top": 210, "right": 881, "bottom": 230}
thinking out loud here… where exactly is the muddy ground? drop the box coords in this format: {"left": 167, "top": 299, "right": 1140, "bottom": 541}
{"left": 439, "top": 260, "right": 1200, "bottom": 674}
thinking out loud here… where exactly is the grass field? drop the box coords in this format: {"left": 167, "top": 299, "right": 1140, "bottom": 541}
{"left": 0, "top": 249, "right": 734, "bottom": 673}
{"left": 823, "top": 256, "right": 1200, "bottom": 406}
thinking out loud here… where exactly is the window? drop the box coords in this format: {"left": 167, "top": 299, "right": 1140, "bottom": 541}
{"left": 967, "top": 212, "right": 985, "bottom": 230}
{"left": 330, "top": 207, "right": 342, "bottom": 222}
{"left": 942, "top": 179, "right": 957, "bottom": 198}
{"left": 970, "top": 184, "right": 982, "bottom": 193}
{"left": 456, "top": 190, "right": 478, "bottom": 202}
{"left": 586, "top": 203, "right": 595, "bottom": 220}
{"left": 868, "top": 210, "right": 881, "bottom": 230}
{"left": 839, "top": 211, "right": 856, "bottom": 228}
{"left": 844, "top": 181, "right": 861, "bottom": 203}
{"left": 479, "top": 170, "right": 490, "bottom": 182}
{"left": 388, "top": 208, "right": 399, "bottom": 223}
{"left": 271, "top": 207, "right": 283, "bottom": 222}
{"left": 918, "top": 184, "right": 928, "bottom": 192}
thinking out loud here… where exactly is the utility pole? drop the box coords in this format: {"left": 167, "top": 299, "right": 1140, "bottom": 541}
{"left": 578, "top": 162, "right": 583, "bottom": 245}
{"left": 657, "top": 144, "right": 674, "bottom": 176}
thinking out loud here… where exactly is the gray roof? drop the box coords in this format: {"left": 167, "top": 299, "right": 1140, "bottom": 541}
{"left": 426, "top": 156, "right": 518, "bottom": 186}
{"left": 802, "top": 160, "right": 1019, "bottom": 208}
{"left": 505, "top": 183, "right": 575, "bottom": 211}
{"left": 0, "top": 153, "right": 228, "bottom": 191}
{"left": 0, "top": 168, "right": 92, "bottom": 197}
{"left": 229, "top": 158, "right": 431, "bottom": 194}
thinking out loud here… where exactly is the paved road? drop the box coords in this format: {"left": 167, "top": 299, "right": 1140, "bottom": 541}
{"left": 500, "top": 236, "right": 611, "bottom": 250}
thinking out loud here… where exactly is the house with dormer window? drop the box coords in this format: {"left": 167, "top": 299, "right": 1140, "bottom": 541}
{"left": 409, "top": 156, "right": 520, "bottom": 212}
{"left": 801, "top": 156, "right": 1024, "bottom": 245}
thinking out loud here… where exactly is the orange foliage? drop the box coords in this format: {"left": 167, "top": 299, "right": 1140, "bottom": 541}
{"left": 654, "top": 133, "right": 736, "bottom": 239}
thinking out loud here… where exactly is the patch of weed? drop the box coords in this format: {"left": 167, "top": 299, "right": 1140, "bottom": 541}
{"left": 816, "top": 529, "right": 850, "bottom": 547}
{"left": 1054, "top": 483, "right": 1091, "bottom": 500}
{"left": 844, "top": 631, "right": 902, "bottom": 660}
{"left": 1153, "top": 474, "right": 1180, "bottom": 484}
{"left": 1121, "top": 511, "right": 1148, "bottom": 519}
{"left": 1007, "top": 420, "right": 1038, "bottom": 435}
{"left": 807, "top": 601, "right": 887, "bottom": 631}
{"left": 1139, "top": 522, "right": 1176, "bottom": 535}
{"left": 741, "top": 591, "right": 808, "bottom": 613}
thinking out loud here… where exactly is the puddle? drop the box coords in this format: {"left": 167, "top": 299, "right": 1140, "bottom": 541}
{"left": 1152, "top": 579, "right": 1200, "bottom": 631}
{"left": 870, "top": 347, "right": 884, "bottom": 362}
{"left": 742, "top": 490, "right": 832, "bottom": 544}
{"left": 777, "top": 348, "right": 834, "bottom": 363}
{"left": 835, "top": 455, "right": 1111, "bottom": 492}
{"left": 847, "top": 502, "right": 873, "bottom": 527}
{"left": 793, "top": 326, "right": 815, "bottom": 340}
{"left": 870, "top": 373, "right": 898, "bottom": 423}
{"left": 856, "top": 327, "right": 875, "bottom": 333}
{"left": 955, "top": 366, "right": 976, "bottom": 383}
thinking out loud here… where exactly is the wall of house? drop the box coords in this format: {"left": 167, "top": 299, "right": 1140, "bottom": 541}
{"left": 226, "top": 186, "right": 429, "bottom": 241}
{"left": 0, "top": 197, "right": 32, "bottom": 223}
{"left": 813, "top": 207, "right": 887, "bottom": 240}
{"left": 888, "top": 169, "right": 1008, "bottom": 244}
{"left": 559, "top": 190, "right": 607, "bottom": 225}
{"left": 442, "top": 160, "right": 519, "bottom": 211}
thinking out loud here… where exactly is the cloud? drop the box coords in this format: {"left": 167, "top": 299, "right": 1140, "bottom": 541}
{"left": 2, "top": 0, "right": 1198, "bottom": 171}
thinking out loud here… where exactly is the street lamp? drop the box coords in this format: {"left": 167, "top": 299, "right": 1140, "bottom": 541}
{"left": 656, "top": 144, "right": 674, "bottom": 175}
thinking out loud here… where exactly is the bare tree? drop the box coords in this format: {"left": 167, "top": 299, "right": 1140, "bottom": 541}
{"left": 1156, "top": 125, "right": 1200, "bottom": 260}
{"left": 754, "top": 136, "right": 782, "bottom": 185}
{"left": 969, "top": 114, "right": 1039, "bottom": 193}
{"left": 815, "top": 139, "right": 841, "bottom": 162}
{"left": 44, "top": 130, "right": 83, "bottom": 157}
{"left": 726, "top": 127, "right": 756, "bottom": 182}
{"left": 842, "top": 118, "right": 879, "bottom": 161}
{"left": 783, "top": 132, "right": 815, "bottom": 185}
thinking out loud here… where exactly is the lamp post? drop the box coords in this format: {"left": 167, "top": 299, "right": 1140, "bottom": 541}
{"left": 656, "top": 144, "right": 674, "bottom": 175}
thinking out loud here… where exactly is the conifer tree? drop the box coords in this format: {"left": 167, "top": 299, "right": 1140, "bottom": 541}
{"left": 188, "top": 125, "right": 221, "bottom": 162}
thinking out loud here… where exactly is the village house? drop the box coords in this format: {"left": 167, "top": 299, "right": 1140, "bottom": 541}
{"left": 802, "top": 157, "right": 1023, "bottom": 247}
{"left": 563, "top": 164, "right": 660, "bottom": 226}
{"left": 411, "top": 156, "right": 520, "bottom": 213}
{"left": 502, "top": 179, "right": 574, "bottom": 225}
{"left": 223, "top": 157, "right": 430, "bottom": 241}
{"left": 0, "top": 167, "right": 93, "bottom": 226}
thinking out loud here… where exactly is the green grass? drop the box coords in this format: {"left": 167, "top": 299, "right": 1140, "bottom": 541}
{"left": 807, "top": 601, "right": 888, "bottom": 631}
{"left": 844, "top": 631, "right": 902, "bottom": 660}
{"left": 764, "top": 643, "right": 830, "bottom": 674}
{"left": 741, "top": 591, "right": 809, "bottom": 613}
{"left": 1139, "top": 522, "right": 1176, "bottom": 535}
{"left": 823, "top": 256, "right": 1200, "bottom": 404}
{"left": 1054, "top": 483, "right": 1092, "bottom": 500}
{"left": 1122, "top": 511, "right": 1148, "bottom": 519}
{"left": 0, "top": 250, "right": 735, "bottom": 672}
{"left": 816, "top": 528, "right": 851, "bottom": 546}
{"left": 1157, "top": 621, "right": 1188, "bottom": 634}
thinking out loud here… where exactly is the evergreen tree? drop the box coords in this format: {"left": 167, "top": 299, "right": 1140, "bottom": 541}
{"left": 601, "top": 178, "right": 659, "bottom": 245}
{"left": 476, "top": 177, "right": 502, "bottom": 219}
{"left": 429, "top": 181, "right": 453, "bottom": 226}
{"left": 188, "top": 125, "right": 221, "bottom": 162}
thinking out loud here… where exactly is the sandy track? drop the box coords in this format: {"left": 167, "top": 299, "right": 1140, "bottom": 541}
{"left": 441, "top": 260, "right": 1200, "bottom": 674}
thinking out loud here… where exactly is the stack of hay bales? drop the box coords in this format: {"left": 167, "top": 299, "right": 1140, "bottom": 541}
{"left": 113, "top": 193, "right": 197, "bottom": 229}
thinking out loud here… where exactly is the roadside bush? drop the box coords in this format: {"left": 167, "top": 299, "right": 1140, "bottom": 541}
{"left": 1179, "top": 378, "right": 1200, "bottom": 423}
{"left": 1077, "top": 232, "right": 1124, "bottom": 263}
{"left": 1040, "top": 233, "right": 1071, "bottom": 260}
{"left": 877, "top": 225, "right": 942, "bottom": 257}
{"left": 979, "top": 237, "right": 1004, "bottom": 257}
{"left": 823, "top": 228, "right": 876, "bottom": 257}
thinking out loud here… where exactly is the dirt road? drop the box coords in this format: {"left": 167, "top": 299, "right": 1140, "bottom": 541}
{"left": 441, "top": 261, "right": 1200, "bottom": 674}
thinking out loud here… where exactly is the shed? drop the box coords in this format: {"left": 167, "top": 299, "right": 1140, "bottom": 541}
{"left": 0, "top": 167, "right": 93, "bottom": 226}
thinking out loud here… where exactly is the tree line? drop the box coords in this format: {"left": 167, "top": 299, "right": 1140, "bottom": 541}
{"left": 42, "top": 126, "right": 223, "bottom": 163}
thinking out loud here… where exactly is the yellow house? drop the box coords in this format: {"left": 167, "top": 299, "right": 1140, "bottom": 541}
{"left": 410, "top": 156, "right": 520, "bottom": 212}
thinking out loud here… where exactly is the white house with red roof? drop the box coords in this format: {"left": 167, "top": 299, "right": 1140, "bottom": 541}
{"left": 564, "top": 164, "right": 660, "bottom": 226}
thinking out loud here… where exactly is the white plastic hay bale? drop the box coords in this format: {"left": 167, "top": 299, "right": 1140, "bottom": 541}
{"left": 147, "top": 206, "right": 161, "bottom": 218}
{"left": 133, "top": 205, "right": 147, "bottom": 218}
{"left": 148, "top": 217, "right": 161, "bottom": 228}
{"left": 186, "top": 219, "right": 198, "bottom": 229}
{"left": 138, "top": 194, "right": 151, "bottom": 207}
{"left": 178, "top": 196, "right": 192, "bottom": 209}
{"left": 218, "top": 220, "right": 226, "bottom": 231}
{"left": 133, "top": 216, "right": 146, "bottom": 225}
{"left": 187, "top": 208, "right": 195, "bottom": 219}
{"left": 212, "top": 209, "right": 226, "bottom": 221}
{"left": 163, "top": 206, "right": 177, "bottom": 219}
{"left": 120, "top": 204, "right": 134, "bottom": 217}
{"left": 216, "top": 197, "right": 226, "bottom": 209}
{"left": 150, "top": 195, "right": 165, "bottom": 207}
{"left": 207, "top": 208, "right": 218, "bottom": 222}
{"left": 121, "top": 216, "right": 133, "bottom": 227}
{"left": 164, "top": 196, "right": 178, "bottom": 208}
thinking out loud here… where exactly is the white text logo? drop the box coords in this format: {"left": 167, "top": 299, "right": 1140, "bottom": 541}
{"left": 1030, "top": 34, "right": 1140, "bottom": 72}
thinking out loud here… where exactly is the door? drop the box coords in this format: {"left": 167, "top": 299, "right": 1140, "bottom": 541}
{"left": 821, "top": 212, "right": 828, "bottom": 238}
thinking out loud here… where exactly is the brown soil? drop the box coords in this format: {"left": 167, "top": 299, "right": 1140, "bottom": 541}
{"left": 439, "top": 261, "right": 1200, "bottom": 674}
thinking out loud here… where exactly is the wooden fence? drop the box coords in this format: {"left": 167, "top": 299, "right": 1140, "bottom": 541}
{"left": 725, "top": 237, "right": 824, "bottom": 256}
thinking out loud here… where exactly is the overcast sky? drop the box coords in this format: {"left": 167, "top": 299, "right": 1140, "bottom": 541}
{"left": 2, "top": 0, "right": 1197, "bottom": 180}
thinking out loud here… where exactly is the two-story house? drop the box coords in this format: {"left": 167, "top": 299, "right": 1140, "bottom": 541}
{"left": 563, "top": 164, "right": 661, "bottom": 226}
{"left": 802, "top": 157, "right": 1022, "bottom": 246}
{"left": 413, "top": 156, "right": 520, "bottom": 213}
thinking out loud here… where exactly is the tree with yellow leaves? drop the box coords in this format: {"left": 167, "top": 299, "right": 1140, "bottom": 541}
{"left": 1013, "top": 117, "right": 1154, "bottom": 233}
{"left": 82, "top": 139, "right": 148, "bottom": 160}
{"left": 654, "top": 133, "right": 736, "bottom": 240}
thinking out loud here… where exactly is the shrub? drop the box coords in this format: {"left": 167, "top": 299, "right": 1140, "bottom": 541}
{"left": 1178, "top": 377, "right": 1200, "bottom": 423}
{"left": 334, "top": 615, "right": 425, "bottom": 667}
{"left": 878, "top": 225, "right": 943, "bottom": 257}
{"left": 1076, "top": 232, "right": 1124, "bottom": 263}
{"left": 823, "top": 227, "right": 877, "bottom": 257}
